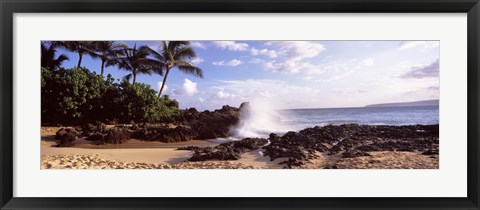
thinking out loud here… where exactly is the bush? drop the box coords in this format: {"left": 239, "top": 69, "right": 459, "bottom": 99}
{"left": 41, "top": 67, "right": 180, "bottom": 125}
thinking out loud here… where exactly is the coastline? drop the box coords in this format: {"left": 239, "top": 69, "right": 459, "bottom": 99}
{"left": 41, "top": 124, "right": 439, "bottom": 169}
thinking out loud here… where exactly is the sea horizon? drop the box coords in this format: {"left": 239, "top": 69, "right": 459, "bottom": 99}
{"left": 230, "top": 105, "right": 439, "bottom": 139}
{"left": 278, "top": 104, "right": 439, "bottom": 112}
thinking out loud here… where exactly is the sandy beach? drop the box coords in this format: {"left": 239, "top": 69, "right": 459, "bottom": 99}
{"left": 41, "top": 127, "right": 286, "bottom": 169}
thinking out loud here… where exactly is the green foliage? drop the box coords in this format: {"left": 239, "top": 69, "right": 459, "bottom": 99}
{"left": 41, "top": 67, "right": 180, "bottom": 125}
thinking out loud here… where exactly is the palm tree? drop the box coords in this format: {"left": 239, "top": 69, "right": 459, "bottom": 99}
{"left": 90, "top": 41, "right": 128, "bottom": 77}
{"left": 60, "top": 41, "right": 95, "bottom": 67}
{"left": 149, "top": 41, "right": 203, "bottom": 96}
{"left": 108, "top": 43, "right": 153, "bottom": 86}
{"left": 41, "top": 42, "right": 69, "bottom": 71}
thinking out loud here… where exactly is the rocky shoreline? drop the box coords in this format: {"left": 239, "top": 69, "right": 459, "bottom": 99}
{"left": 49, "top": 102, "right": 439, "bottom": 169}
{"left": 177, "top": 124, "right": 438, "bottom": 168}
{"left": 51, "top": 123, "right": 438, "bottom": 169}
{"left": 54, "top": 103, "right": 245, "bottom": 147}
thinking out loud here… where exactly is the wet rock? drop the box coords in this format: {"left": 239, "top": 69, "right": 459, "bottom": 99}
{"left": 262, "top": 124, "right": 439, "bottom": 167}
{"left": 280, "top": 158, "right": 304, "bottom": 169}
{"left": 229, "top": 138, "right": 269, "bottom": 153}
{"left": 55, "top": 128, "right": 77, "bottom": 139}
{"left": 81, "top": 122, "right": 107, "bottom": 136}
{"left": 55, "top": 128, "right": 77, "bottom": 147}
{"left": 86, "top": 133, "right": 104, "bottom": 141}
{"left": 131, "top": 126, "right": 196, "bottom": 143}
{"left": 191, "top": 106, "right": 240, "bottom": 139}
{"left": 189, "top": 146, "right": 240, "bottom": 161}
{"left": 239, "top": 102, "right": 250, "bottom": 111}
{"left": 263, "top": 130, "right": 327, "bottom": 166}
{"left": 268, "top": 133, "right": 280, "bottom": 142}
{"left": 182, "top": 108, "right": 200, "bottom": 121}
{"left": 124, "top": 103, "right": 243, "bottom": 142}
{"left": 187, "top": 138, "right": 268, "bottom": 161}
{"left": 99, "top": 128, "right": 131, "bottom": 144}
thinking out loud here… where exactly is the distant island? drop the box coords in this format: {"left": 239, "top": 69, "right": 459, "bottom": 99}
{"left": 365, "top": 99, "right": 439, "bottom": 108}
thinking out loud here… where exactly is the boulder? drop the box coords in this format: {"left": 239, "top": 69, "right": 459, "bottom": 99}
{"left": 189, "top": 146, "right": 240, "bottom": 161}
{"left": 55, "top": 128, "right": 77, "bottom": 147}
{"left": 57, "top": 133, "right": 76, "bottom": 147}
{"left": 131, "top": 126, "right": 196, "bottom": 143}
{"left": 100, "top": 128, "right": 131, "bottom": 144}
{"left": 81, "top": 122, "right": 107, "bottom": 136}
{"left": 86, "top": 133, "right": 104, "bottom": 141}
{"left": 187, "top": 138, "right": 268, "bottom": 161}
{"left": 190, "top": 106, "right": 240, "bottom": 139}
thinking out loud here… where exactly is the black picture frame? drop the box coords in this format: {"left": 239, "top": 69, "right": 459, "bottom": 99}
{"left": 1, "top": 0, "right": 479, "bottom": 209}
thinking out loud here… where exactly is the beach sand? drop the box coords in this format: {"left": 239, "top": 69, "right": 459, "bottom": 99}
{"left": 41, "top": 127, "right": 282, "bottom": 169}
{"left": 41, "top": 127, "right": 439, "bottom": 169}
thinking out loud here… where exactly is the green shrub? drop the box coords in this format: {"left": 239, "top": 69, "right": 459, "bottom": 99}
{"left": 41, "top": 67, "right": 181, "bottom": 125}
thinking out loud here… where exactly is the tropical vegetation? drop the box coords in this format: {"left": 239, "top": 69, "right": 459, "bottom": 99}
{"left": 40, "top": 40, "right": 203, "bottom": 125}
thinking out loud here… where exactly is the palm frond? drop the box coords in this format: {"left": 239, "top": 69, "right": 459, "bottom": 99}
{"left": 41, "top": 42, "right": 69, "bottom": 71}
{"left": 176, "top": 65, "right": 203, "bottom": 78}
{"left": 57, "top": 54, "right": 69, "bottom": 62}
{"left": 143, "top": 45, "right": 166, "bottom": 62}
{"left": 122, "top": 73, "right": 133, "bottom": 82}
{"left": 168, "top": 41, "right": 190, "bottom": 52}
{"left": 173, "top": 47, "right": 196, "bottom": 61}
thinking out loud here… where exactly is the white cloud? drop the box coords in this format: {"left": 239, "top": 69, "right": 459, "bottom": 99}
{"left": 250, "top": 47, "right": 278, "bottom": 58}
{"left": 268, "top": 41, "right": 326, "bottom": 61}
{"left": 229, "top": 59, "right": 243, "bottom": 66}
{"left": 401, "top": 59, "right": 439, "bottom": 79}
{"left": 263, "top": 61, "right": 282, "bottom": 71}
{"left": 183, "top": 78, "right": 199, "bottom": 96}
{"left": 289, "top": 57, "right": 380, "bottom": 83}
{"left": 191, "top": 57, "right": 204, "bottom": 64}
{"left": 157, "top": 81, "right": 168, "bottom": 92}
{"left": 216, "top": 90, "right": 235, "bottom": 99}
{"left": 303, "top": 76, "right": 314, "bottom": 81}
{"left": 253, "top": 41, "right": 327, "bottom": 74}
{"left": 398, "top": 41, "right": 439, "bottom": 50}
{"left": 207, "top": 79, "right": 322, "bottom": 109}
{"left": 361, "top": 58, "right": 375, "bottom": 66}
{"left": 333, "top": 88, "right": 368, "bottom": 95}
{"left": 212, "top": 61, "right": 224, "bottom": 66}
{"left": 404, "top": 86, "right": 439, "bottom": 98}
{"left": 212, "top": 41, "right": 249, "bottom": 51}
{"left": 198, "top": 97, "right": 205, "bottom": 103}
{"left": 259, "top": 91, "right": 273, "bottom": 98}
{"left": 191, "top": 41, "right": 206, "bottom": 49}
{"left": 212, "top": 59, "right": 243, "bottom": 67}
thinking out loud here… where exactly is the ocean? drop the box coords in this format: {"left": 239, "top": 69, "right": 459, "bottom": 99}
{"left": 278, "top": 105, "right": 439, "bottom": 131}
{"left": 229, "top": 105, "right": 439, "bottom": 139}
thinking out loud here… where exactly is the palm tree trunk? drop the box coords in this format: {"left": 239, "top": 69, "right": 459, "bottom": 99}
{"left": 132, "top": 69, "right": 137, "bottom": 86}
{"left": 158, "top": 69, "right": 170, "bottom": 97}
{"left": 77, "top": 53, "right": 83, "bottom": 67}
{"left": 100, "top": 60, "right": 105, "bottom": 77}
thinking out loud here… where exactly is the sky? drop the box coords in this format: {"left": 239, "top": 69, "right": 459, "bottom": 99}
{"left": 52, "top": 40, "right": 440, "bottom": 111}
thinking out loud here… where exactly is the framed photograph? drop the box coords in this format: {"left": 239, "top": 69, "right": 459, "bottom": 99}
{"left": 1, "top": 0, "right": 479, "bottom": 209}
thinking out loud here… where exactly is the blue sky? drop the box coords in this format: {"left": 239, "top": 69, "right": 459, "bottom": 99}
{"left": 53, "top": 40, "right": 439, "bottom": 111}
